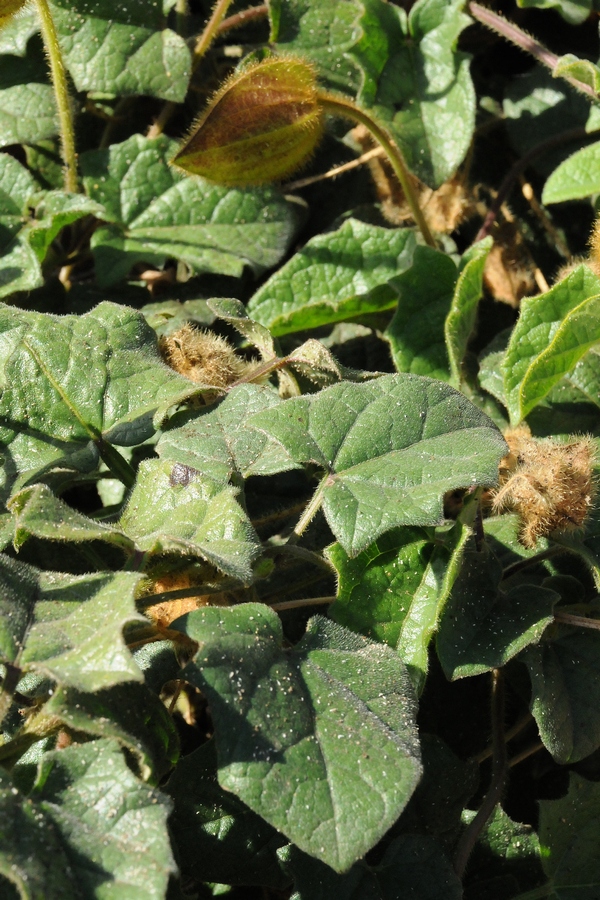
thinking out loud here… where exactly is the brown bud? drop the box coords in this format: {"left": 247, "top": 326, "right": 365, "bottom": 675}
{"left": 0, "top": 0, "right": 27, "bottom": 28}
{"left": 492, "top": 426, "right": 596, "bottom": 548}
{"left": 159, "top": 324, "right": 252, "bottom": 387}
{"left": 172, "top": 56, "right": 324, "bottom": 186}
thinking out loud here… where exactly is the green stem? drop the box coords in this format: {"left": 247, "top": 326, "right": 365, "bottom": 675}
{"left": 95, "top": 440, "right": 136, "bottom": 490}
{"left": 288, "top": 476, "right": 329, "bottom": 544}
{"left": 148, "top": 0, "right": 234, "bottom": 139}
{"left": 454, "top": 668, "right": 507, "bottom": 878}
{"left": 317, "top": 92, "right": 436, "bottom": 248}
{"left": 469, "top": 3, "right": 600, "bottom": 106}
{"left": 136, "top": 579, "right": 241, "bottom": 611}
{"left": 501, "top": 545, "right": 564, "bottom": 581}
{"left": 35, "top": 0, "right": 78, "bottom": 193}
{"left": 270, "top": 596, "right": 336, "bottom": 612}
{"left": 193, "top": 0, "right": 234, "bottom": 63}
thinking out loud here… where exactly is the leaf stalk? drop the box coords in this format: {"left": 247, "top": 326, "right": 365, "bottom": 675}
{"left": 35, "top": 0, "right": 78, "bottom": 192}
{"left": 454, "top": 668, "right": 507, "bottom": 878}
{"left": 317, "top": 92, "right": 436, "bottom": 248}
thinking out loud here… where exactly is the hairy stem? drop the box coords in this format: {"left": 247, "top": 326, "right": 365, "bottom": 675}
{"left": 454, "top": 668, "right": 507, "bottom": 879}
{"left": 136, "top": 580, "right": 241, "bottom": 611}
{"left": 317, "top": 92, "right": 436, "bottom": 248}
{"left": 192, "top": 0, "right": 234, "bottom": 63}
{"left": 473, "top": 711, "right": 534, "bottom": 764}
{"left": 95, "top": 440, "right": 136, "bottom": 490}
{"left": 270, "top": 596, "right": 336, "bottom": 612}
{"left": 219, "top": 3, "right": 267, "bottom": 34}
{"left": 469, "top": 2, "right": 599, "bottom": 103}
{"left": 148, "top": 0, "right": 235, "bottom": 139}
{"left": 501, "top": 545, "right": 564, "bottom": 581}
{"left": 554, "top": 610, "right": 600, "bottom": 631}
{"left": 35, "top": 0, "right": 78, "bottom": 192}
{"left": 288, "top": 476, "right": 328, "bottom": 544}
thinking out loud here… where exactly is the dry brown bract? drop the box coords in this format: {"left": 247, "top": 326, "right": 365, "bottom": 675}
{"left": 160, "top": 323, "right": 251, "bottom": 387}
{"left": 492, "top": 426, "right": 596, "bottom": 548}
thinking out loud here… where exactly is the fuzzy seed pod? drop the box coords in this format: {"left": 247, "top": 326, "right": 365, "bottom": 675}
{"left": 492, "top": 426, "right": 596, "bottom": 548}
{"left": 172, "top": 56, "right": 324, "bottom": 186}
{"left": 0, "top": 0, "right": 26, "bottom": 27}
{"left": 159, "top": 324, "right": 252, "bottom": 388}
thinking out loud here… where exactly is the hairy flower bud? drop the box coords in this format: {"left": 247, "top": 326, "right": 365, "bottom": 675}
{"left": 172, "top": 56, "right": 324, "bottom": 186}
{"left": 0, "top": 0, "right": 26, "bottom": 27}
{"left": 492, "top": 426, "right": 596, "bottom": 548}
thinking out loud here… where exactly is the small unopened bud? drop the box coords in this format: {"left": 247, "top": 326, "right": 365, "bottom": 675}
{"left": 172, "top": 56, "right": 324, "bottom": 186}
{"left": 0, "top": 0, "right": 27, "bottom": 27}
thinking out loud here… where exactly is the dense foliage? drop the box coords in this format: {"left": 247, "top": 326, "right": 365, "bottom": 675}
{"left": 1, "top": 0, "right": 600, "bottom": 897}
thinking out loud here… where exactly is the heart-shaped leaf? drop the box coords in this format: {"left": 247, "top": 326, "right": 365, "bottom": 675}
{"left": 177, "top": 605, "right": 422, "bottom": 873}
{"left": 250, "top": 373, "right": 507, "bottom": 556}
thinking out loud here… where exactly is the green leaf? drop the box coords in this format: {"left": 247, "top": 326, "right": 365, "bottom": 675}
{"left": 246, "top": 218, "right": 417, "bottom": 336}
{"left": 0, "top": 184, "right": 103, "bottom": 301}
{"left": 385, "top": 246, "right": 457, "bottom": 380}
{"left": 166, "top": 740, "right": 289, "bottom": 888}
{"left": 478, "top": 330, "right": 510, "bottom": 409}
{"left": 436, "top": 540, "right": 557, "bottom": 680}
{"left": 328, "top": 527, "right": 434, "bottom": 646}
{"left": 523, "top": 626, "right": 600, "bottom": 764}
{"left": 119, "top": 458, "right": 261, "bottom": 582}
{"left": 503, "top": 65, "right": 593, "bottom": 178}
{"left": 539, "top": 773, "right": 600, "bottom": 897}
{"left": 49, "top": 0, "right": 191, "bottom": 101}
{"left": 0, "top": 6, "right": 40, "bottom": 56}
{"left": 157, "top": 383, "right": 297, "bottom": 483}
{"left": 0, "top": 739, "right": 175, "bottom": 899}
{"left": 9, "top": 483, "right": 135, "bottom": 554}
{"left": 398, "top": 734, "right": 479, "bottom": 850}
{"left": 44, "top": 682, "right": 180, "bottom": 783}
{"left": 0, "top": 301, "right": 196, "bottom": 499}
{"left": 273, "top": 0, "right": 405, "bottom": 105}
{"left": 554, "top": 53, "right": 600, "bottom": 92}
{"left": 250, "top": 373, "right": 507, "bottom": 556}
{"left": 465, "top": 806, "right": 544, "bottom": 899}
{"left": 542, "top": 140, "right": 600, "bottom": 204}
{"left": 177, "top": 605, "right": 422, "bottom": 873}
{"left": 371, "top": 0, "right": 475, "bottom": 187}
{"left": 517, "top": 0, "right": 591, "bottom": 26}
{"left": 0, "top": 41, "right": 57, "bottom": 147}
{"left": 284, "top": 835, "right": 462, "bottom": 899}
{"left": 207, "top": 297, "right": 277, "bottom": 360}
{"left": 82, "top": 134, "right": 304, "bottom": 287}
{"left": 0, "top": 554, "right": 144, "bottom": 690}
{"left": 328, "top": 520, "right": 469, "bottom": 693}
{"left": 26, "top": 190, "right": 105, "bottom": 262}
{"left": 566, "top": 345, "right": 600, "bottom": 409}
{"left": 445, "top": 238, "right": 493, "bottom": 387}
{"left": 0, "top": 153, "right": 44, "bottom": 298}
{"left": 0, "top": 766, "right": 73, "bottom": 898}
{"left": 502, "top": 265, "right": 600, "bottom": 425}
